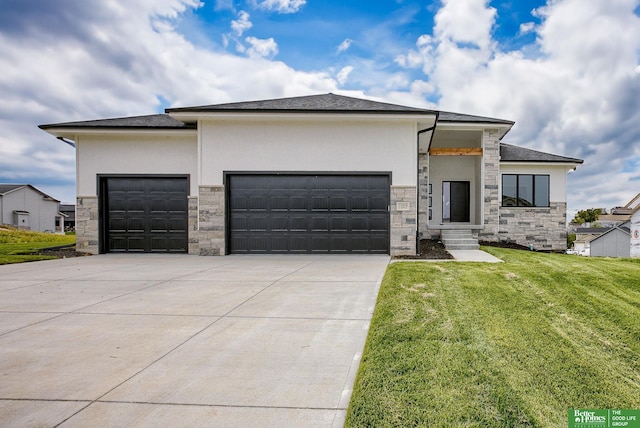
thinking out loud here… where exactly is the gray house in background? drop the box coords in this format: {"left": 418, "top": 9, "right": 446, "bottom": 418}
{"left": 0, "top": 184, "right": 63, "bottom": 233}
{"left": 59, "top": 204, "right": 76, "bottom": 231}
{"left": 590, "top": 223, "right": 631, "bottom": 258}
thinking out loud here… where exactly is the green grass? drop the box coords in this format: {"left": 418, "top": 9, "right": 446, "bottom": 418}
{"left": 346, "top": 248, "right": 640, "bottom": 427}
{"left": 0, "top": 227, "right": 76, "bottom": 264}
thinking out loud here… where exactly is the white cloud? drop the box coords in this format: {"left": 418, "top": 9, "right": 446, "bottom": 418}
{"left": 231, "top": 10, "right": 252, "bottom": 36}
{"left": 245, "top": 36, "right": 279, "bottom": 58}
{"left": 0, "top": 0, "right": 336, "bottom": 203}
{"left": 434, "top": 0, "right": 496, "bottom": 51}
{"left": 214, "top": 0, "right": 234, "bottom": 11}
{"left": 519, "top": 22, "right": 536, "bottom": 34}
{"left": 254, "top": 0, "right": 306, "bottom": 14}
{"left": 395, "top": 0, "right": 640, "bottom": 211}
{"left": 336, "top": 66, "right": 354, "bottom": 85}
{"left": 337, "top": 38, "right": 353, "bottom": 53}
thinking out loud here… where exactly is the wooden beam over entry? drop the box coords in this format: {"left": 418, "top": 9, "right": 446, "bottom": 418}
{"left": 429, "top": 148, "right": 483, "bottom": 156}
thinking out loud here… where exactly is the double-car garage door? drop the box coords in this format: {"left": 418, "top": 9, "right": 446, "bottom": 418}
{"left": 100, "top": 174, "right": 390, "bottom": 254}
{"left": 227, "top": 174, "right": 390, "bottom": 254}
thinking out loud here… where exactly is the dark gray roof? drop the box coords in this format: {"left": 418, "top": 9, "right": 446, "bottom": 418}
{"left": 576, "top": 227, "right": 611, "bottom": 235}
{"left": 438, "top": 111, "right": 514, "bottom": 125}
{"left": 40, "top": 94, "right": 519, "bottom": 130}
{"left": 0, "top": 184, "right": 24, "bottom": 195}
{"left": 0, "top": 184, "right": 59, "bottom": 201}
{"left": 166, "top": 93, "right": 438, "bottom": 115}
{"left": 500, "top": 143, "right": 583, "bottom": 164}
{"left": 39, "top": 114, "right": 195, "bottom": 130}
{"left": 590, "top": 225, "right": 631, "bottom": 242}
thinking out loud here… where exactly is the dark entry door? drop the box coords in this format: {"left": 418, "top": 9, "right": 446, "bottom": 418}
{"left": 101, "top": 176, "right": 189, "bottom": 253}
{"left": 443, "top": 181, "right": 470, "bottom": 223}
{"left": 227, "top": 174, "right": 390, "bottom": 254}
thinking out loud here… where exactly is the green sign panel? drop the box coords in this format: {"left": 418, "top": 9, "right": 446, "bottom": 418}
{"left": 569, "top": 410, "right": 640, "bottom": 428}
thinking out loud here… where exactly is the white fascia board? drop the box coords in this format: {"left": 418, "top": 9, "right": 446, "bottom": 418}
{"left": 436, "top": 122, "right": 513, "bottom": 139}
{"left": 42, "top": 128, "right": 197, "bottom": 139}
{"left": 168, "top": 111, "right": 436, "bottom": 123}
{"left": 500, "top": 161, "right": 582, "bottom": 170}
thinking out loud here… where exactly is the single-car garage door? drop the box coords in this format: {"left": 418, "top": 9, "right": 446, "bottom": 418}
{"left": 100, "top": 176, "right": 189, "bottom": 253}
{"left": 227, "top": 174, "right": 389, "bottom": 254}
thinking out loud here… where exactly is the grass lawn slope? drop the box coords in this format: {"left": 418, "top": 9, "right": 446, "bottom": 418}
{"left": 346, "top": 248, "right": 640, "bottom": 427}
{"left": 0, "top": 227, "right": 76, "bottom": 264}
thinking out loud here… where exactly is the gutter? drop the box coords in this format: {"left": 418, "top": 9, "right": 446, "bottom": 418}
{"left": 57, "top": 137, "right": 76, "bottom": 148}
{"left": 416, "top": 112, "right": 439, "bottom": 255}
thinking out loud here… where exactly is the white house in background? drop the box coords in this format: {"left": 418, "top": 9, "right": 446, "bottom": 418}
{"left": 0, "top": 184, "right": 63, "bottom": 233}
{"left": 631, "top": 208, "right": 640, "bottom": 258}
{"left": 39, "top": 93, "right": 583, "bottom": 256}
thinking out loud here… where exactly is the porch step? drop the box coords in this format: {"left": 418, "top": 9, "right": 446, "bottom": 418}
{"left": 440, "top": 229, "right": 480, "bottom": 250}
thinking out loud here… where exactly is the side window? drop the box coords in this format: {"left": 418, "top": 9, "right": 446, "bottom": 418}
{"left": 502, "top": 174, "right": 550, "bottom": 207}
{"left": 534, "top": 175, "right": 550, "bottom": 207}
{"left": 502, "top": 175, "right": 517, "bottom": 206}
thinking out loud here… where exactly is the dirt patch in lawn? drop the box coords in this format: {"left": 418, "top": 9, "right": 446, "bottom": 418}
{"left": 33, "top": 245, "right": 91, "bottom": 258}
{"left": 394, "top": 239, "right": 454, "bottom": 260}
{"left": 479, "top": 240, "right": 531, "bottom": 250}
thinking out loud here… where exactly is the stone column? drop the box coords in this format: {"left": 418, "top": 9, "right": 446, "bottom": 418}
{"left": 418, "top": 152, "right": 429, "bottom": 236}
{"left": 479, "top": 129, "right": 500, "bottom": 242}
{"left": 75, "top": 196, "right": 99, "bottom": 254}
{"left": 390, "top": 186, "right": 417, "bottom": 256}
{"left": 195, "top": 185, "right": 225, "bottom": 256}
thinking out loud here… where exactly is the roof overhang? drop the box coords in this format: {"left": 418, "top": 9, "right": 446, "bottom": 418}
{"left": 435, "top": 121, "right": 514, "bottom": 139}
{"left": 40, "top": 127, "right": 197, "bottom": 140}
{"left": 500, "top": 161, "right": 583, "bottom": 170}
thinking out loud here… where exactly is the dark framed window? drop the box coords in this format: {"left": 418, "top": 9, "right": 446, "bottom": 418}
{"left": 502, "top": 174, "right": 550, "bottom": 207}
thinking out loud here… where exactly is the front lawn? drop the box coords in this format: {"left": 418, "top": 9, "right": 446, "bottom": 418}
{"left": 0, "top": 228, "right": 76, "bottom": 264}
{"left": 346, "top": 248, "right": 640, "bottom": 427}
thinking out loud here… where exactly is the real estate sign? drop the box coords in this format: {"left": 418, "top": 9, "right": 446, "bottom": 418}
{"left": 569, "top": 409, "right": 640, "bottom": 428}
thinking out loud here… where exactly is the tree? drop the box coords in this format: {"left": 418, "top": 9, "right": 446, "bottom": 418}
{"left": 570, "top": 208, "right": 605, "bottom": 225}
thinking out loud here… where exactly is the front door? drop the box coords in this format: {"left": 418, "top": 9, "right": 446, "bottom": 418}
{"left": 443, "top": 181, "right": 470, "bottom": 223}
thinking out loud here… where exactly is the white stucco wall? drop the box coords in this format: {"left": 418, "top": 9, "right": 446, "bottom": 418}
{"left": 200, "top": 119, "right": 417, "bottom": 186}
{"left": 631, "top": 210, "right": 640, "bottom": 258}
{"left": 499, "top": 164, "right": 571, "bottom": 202}
{"left": 76, "top": 134, "right": 198, "bottom": 196}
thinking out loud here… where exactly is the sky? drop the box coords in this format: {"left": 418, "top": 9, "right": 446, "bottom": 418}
{"left": 1, "top": 0, "right": 639, "bottom": 220}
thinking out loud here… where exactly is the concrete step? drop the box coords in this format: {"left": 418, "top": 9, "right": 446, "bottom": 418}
{"left": 441, "top": 229, "right": 479, "bottom": 250}
{"left": 442, "top": 241, "right": 480, "bottom": 250}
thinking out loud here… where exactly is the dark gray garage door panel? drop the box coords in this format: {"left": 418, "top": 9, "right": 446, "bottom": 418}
{"left": 228, "top": 174, "right": 389, "bottom": 254}
{"left": 102, "top": 177, "right": 188, "bottom": 253}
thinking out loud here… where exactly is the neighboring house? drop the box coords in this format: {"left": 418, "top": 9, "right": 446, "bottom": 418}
{"left": 39, "top": 93, "right": 583, "bottom": 256}
{"left": 590, "top": 223, "right": 631, "bottom": 257}
{"left": 573, "top": 227, "right": 611, "bottom": 256}
{"left": 598, "top": 192, "right": 640, "bottom": 227}
{"left": 0, "top": 184, "right": 63, "bottom": 233}
{"left": 59, "top": 204, "right": 76, "bottom": 231}
{"left": 631, "top": 207, "right": 640, "bottom": 258}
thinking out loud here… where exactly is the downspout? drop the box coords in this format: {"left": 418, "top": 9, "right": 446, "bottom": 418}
{"left": 416, "top": 112, "right": 439, "bottom": 255}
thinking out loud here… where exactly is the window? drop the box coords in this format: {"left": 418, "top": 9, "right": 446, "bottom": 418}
{"left": 502, "top": 174, "right": 550, "bottom": 207}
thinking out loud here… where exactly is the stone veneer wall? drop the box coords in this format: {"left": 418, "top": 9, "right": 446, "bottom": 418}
{"left": 390, "top": 186, "right": 417, "bottom": 256}
{"left": 417, "top": 153, "right": 430, "bottom": 237}
{"left": 498, "top": 202, "right": 567, "bottom": 251}
{"left": 478, "top": 129, "right": 501, "bottom": 243}
{"left": 75, "top": 196, "right": 99, "bottom": 254}
{"left": 192, "top": 185, "right": 225, "bottom": 256}
{"left": 187, "top": 196, "right": 199, "bottom": 255}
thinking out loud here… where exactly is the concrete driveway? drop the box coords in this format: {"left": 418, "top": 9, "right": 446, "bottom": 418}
{"left": 0, "top": 254, "right": 389, "bottom": 427}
